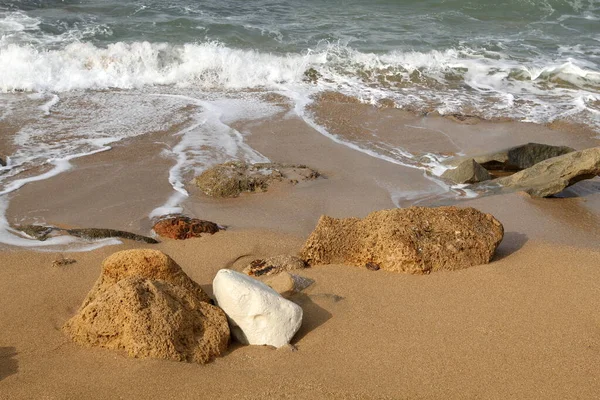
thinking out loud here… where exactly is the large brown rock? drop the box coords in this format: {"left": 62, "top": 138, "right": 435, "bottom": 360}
{"left": 300, "top": 207, "right": 504, "bottom": 274}
{"left": 153, "top": 215, "right": 220, "bottom": 240}
{"left": 63, "top": 249, "right": 229, "bottom": 364}
{"left": 195, "top": 161, "right": 320, "bottom": 198}
{"left": 489, "top": 147, "right": 600, "bottom": 197}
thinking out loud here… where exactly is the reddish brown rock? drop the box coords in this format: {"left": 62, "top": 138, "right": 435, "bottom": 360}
{"left": 153, "top": 215, "right": 220, "bottom": 240}
{"left": 63, "top": 249, "right": 230, "bottom": 364}
{"left": 300, "top": 207, "right": 504, "bottom": 274}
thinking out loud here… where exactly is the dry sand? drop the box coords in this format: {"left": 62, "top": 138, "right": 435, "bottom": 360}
{"left": 1, "top": 101, "right": 600, "bottom": 399}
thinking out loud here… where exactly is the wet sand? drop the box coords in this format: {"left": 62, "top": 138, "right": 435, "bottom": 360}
{"left": 1, "top": 101, "right": 600, "bottom": 399}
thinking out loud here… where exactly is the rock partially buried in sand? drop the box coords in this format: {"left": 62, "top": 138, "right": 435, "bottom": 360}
{"left": 152, "top": 215, "right": 221, "bottom": 240}
{"left": 63, "top": 249, "right": 230, "bottom": 364}
{"left": 479, "top": 147, "right": 600, "bottom": 198}
{"left": 243, "top": 255, "right": 307, "bottom": 277}
{"left": 195, "top": 161, "right": 320, "bottom": 198}
{"left": 262, "top": 272, "right": 315, "bottom": 298}
{"left": 213, "top": 269, "right": 303, "bottom": 348}
{"left": 15, "top": 225, "right": 158, "bottom": 243}
{"left": 441, "top": 159, "right": 492, "bottom": 184}
{"left": 300, "top": 207, "right": 504, "bottom": 274}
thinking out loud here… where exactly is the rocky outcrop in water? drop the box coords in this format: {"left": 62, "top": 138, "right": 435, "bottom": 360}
{"left": 63, "top": 249, "right": 229, "bottom": 364}
{"left": 152, "top": 215, "right": 221, "bottom": 240}
{"left": 0, "top": 156, "right": 5, "bottom": 167}
{"left": 443, "top": 143, "right": 575, "bottom": 182}
{"left": 300, "top": 207, "right": 504, "bottom": 274}
{"left": 479, "top": 147, "right": 600, "bottom": 197}
{"left": 441, "top": 159, "right": 491, "bottom": 184}
{"left": 15, "top": 225, "right": 158, "bottom": 243}
{"left": 195, "top": 161, "right": 320, "bottom": 198}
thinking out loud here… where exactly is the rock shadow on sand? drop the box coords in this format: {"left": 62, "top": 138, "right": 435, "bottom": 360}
{"left": 0, "top": 347, "right": 18, "bottom": 381}
{"left": 493, "top": 232, "right": 528, "bottom": 261}
{"left": 289, "top": 293, "right": 336, "bottom": 343}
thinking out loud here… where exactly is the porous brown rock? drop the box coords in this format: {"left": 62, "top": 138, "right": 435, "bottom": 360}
{"left": 243, "top": 255, "right": 307, "bottom": 277}
{"left": 490, "top": 147, "right": 600, "bottom": 197}
{"left": 195, "top": 161, "right": 320, "bottom": 198}
{"left": 153, "top": 215, "right": 220, "bottom": 240}
{"left": 300, "top": 207, "right": 504, "bottom": 274}
{"left": 441, "top": 159, "right": 492, "bottom": 184}
{"left": 63, "top": 249, "right": 229, "bottom": 363}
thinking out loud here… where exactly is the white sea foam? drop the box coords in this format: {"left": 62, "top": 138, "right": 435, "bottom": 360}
{"left": 149, "top": 94, "right": 279, "bottom": 219}
{"left": 0, "top": 41, "right": 598, "bottom": 129}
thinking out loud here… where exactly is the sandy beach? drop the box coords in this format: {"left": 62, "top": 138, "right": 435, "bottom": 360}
{"left": 1, "top": 99, "right": 599, "bottom": 399}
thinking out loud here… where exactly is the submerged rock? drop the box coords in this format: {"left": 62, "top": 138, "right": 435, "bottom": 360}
{"left": 153, "top": 215, "right": 221, "bottom": 240}
{"left": 16, "top": 224, "right": 56, "bottom": 241}
{"left": 213, "top": 269, "right": 303, "bottom": 348}
{"left": 194, "top": 161, "right": 320, "bottom": 198}
{"left": 65, "top": 228, "right": 158, "bottom": 243}
{"left": 243, "top": 255, "right": 307, "bottom": 277}
{"left": 303, "top": 68, "right": 322, "bottom": 84}
{"left": 483, "top": 147, "right": 600, "bottom": 197}
{"left": 441, "top": 159, "right": 492, "bottom": 184}
{"left": 300, "top": 207, "right": 504, "bottom": 274}
{"left": 63, "top": 249, "right": 229, "bottom": 364}
{"left": 15, "top": 225, "right": 158, "bottom": 243}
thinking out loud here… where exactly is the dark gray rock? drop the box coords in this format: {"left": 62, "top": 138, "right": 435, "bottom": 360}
{"left": 475, "top": 147, "right": 600, "bottom": 197}
{"left": 506, "top": 143, "right": 575, "bottom": 169}
{"left": 441, "top": 159, "right": 492, "bottom": 184}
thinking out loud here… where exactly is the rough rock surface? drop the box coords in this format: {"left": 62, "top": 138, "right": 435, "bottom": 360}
{"left": 63, "top": 249, "right": 230, "bottom": 363}
{"left": 213, "top": 269, "right": 303, "bottom": 348}
{"left": 262, "top": 272, "right": 315, "bottom": 298}
{"left": 88, "top": 249, "right": 212, "bottom": 303}
{"left": 195, "top": 161, "right": 320, "bottom": 198}
{"left": 0, "top": 156, "right": 5, "bottom": 167}
{"left": 300, "top": 207, "right": 504, "bottom": 274}
{"left": 441, "top": 159, "right": 492, "bottom": 184}
{"left": 488, "top": 147, "right": 600, "bottom": 197}
{"left": 153, "top": 215, "right": 220, "bottom": 240}
{"left": 243, "top": 255, "right": 307, "bottom": 277}
{"left": 15, "top": 225, "right": 158, "bottom": 243}
{"left": 444, "top": 143, "right": 575, "bottom": 173}
{"left": 506, "top": 143, "right": 574, "bottom": 169}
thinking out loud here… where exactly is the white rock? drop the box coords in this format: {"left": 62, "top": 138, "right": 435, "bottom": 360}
{"left": 212, "top": 269, "right": 303, "bottom": 348}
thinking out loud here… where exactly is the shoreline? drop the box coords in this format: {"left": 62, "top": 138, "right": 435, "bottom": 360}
{"left": 1, "top": 96, "right": 600, "bottom": 399}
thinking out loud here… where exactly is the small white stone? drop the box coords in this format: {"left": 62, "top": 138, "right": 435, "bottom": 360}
{"left": 212, "top": 269, "right": 303, "bottom": 348}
